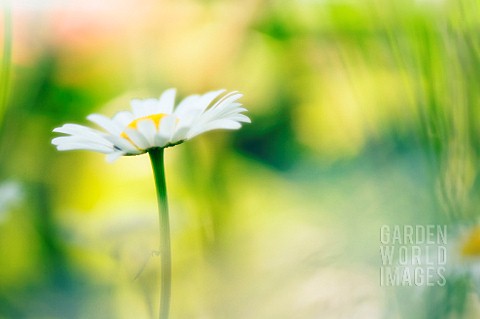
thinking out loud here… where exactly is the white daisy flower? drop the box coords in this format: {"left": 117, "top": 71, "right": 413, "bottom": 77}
{"left": 449, "top": 225, "right": 480, "bottom": 285}
{"left": 418, "top": 224, "right": 480, "bottom": 292}
{"left": 52, "top": 88, "right": 250, "bottom": 162}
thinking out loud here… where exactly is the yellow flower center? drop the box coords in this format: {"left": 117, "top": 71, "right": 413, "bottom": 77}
{"left": 121, "top": 113, "right": 167, "bottom": 139}
{"left": 461, "top": 227, "right": 480, "bottom": 257}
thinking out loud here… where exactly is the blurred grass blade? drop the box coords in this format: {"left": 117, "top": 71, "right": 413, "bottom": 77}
{"left": 0, "top": 1, "right": 12, "bottom": 125}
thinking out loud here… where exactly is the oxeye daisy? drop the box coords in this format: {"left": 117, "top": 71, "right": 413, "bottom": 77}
{"left": 51, "top": 88, "right": 249, "bottom": 319}
{"left": 52, "top": 88, "right": 250, "bottom": 162}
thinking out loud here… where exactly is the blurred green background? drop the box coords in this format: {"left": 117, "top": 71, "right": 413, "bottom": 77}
{"left": 2, "top": 0, "right": 480, "bottom": 318}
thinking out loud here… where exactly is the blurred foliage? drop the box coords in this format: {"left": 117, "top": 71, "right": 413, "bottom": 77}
{"left": 2, "top": 0, "right": 480, "bottom": 318}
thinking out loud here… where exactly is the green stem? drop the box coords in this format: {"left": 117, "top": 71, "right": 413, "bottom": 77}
{"left": 149, "top": 148, "right": 171, "bottom": 319}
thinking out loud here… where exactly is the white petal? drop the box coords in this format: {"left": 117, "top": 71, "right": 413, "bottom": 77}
{"left": 210, "top": 91, "right": 243, "bottom": 111}
{"left": 136, "top": 119, "right": 157, "bottom": 146}
{"left": 199, "top": 89, "right": 227, "bottom": 109}
{"left": 113, "top": 111, "right": 135, "bottom": 128}
{"left": 211, "top": 119, "right": 242, "bottom": 129}
{"left": 174, "top": 89, "right": 224, "bottom": 118}
{"left": 122, "top": 128, "right": 150, "bottom": 150}
{"left": 154, "top": 115, "right": 176, "bottom": 147}
{"left": 171, "top": 125, "right": 191, "bottom": 143}
{"left": 53, "top": 124, "right": 105, "bottom": 139}
{"left": 187, "top": 119, "right": 242, "bottom": 139}
{"left": 131, "top": 99, "right": 159, "bottom": 118}
{"left": 171, "top": 90, "right": 227, "bottom": 141}
{"left": 52, "top": 136, "right": 113, "bottom": 148}
{"left": 173, "top": 95, "right": 200, "bottom": 117}
{"left": 210, "top": 106, "right": 248, "bottom": 122}
{"left": 104, "top": 135, "right": 140, "bottom": 154}
{"left": 171, "top": 90, "right": 248, "bottom": 141}
{"left": 52, "top": 124, "right": 116, "bottom": 150}
{"left": 87, "top": 114, "right": 122, "bottom": 135}
{"left": 106, "top": 151, "right": 125, "bottom": 162}
{"left": 157, "top": 88, "right": 176, "bottom": 114}
{"left": 191, "top": 92, "right": 244, "bottom": 128}
{"left": 227, "top": 114, "right": 251, "bottom": 123}
{"left": 213, "top": 106, "right": 250, "bottom": 121}
{"left": 171, "top": 109, "right": 202, "bottom": 143}
{"left": 56, "top": 143, "right": 113, "bottom": 153}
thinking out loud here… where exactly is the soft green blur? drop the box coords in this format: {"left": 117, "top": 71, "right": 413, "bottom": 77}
{"left": 1, "top": 0, "right": 480, "bottom": 318}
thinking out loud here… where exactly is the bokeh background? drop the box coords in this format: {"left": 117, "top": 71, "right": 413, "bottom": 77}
{"left": 2, "top": 0, "right": 480, "bottom": 318}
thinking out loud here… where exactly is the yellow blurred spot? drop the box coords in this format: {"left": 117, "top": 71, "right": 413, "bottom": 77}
{"left": 461, "top": 227, "right": 480, "bottom": 256}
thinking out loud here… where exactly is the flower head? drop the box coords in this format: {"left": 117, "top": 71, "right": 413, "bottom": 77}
{"left": 52, "top": 89, "right": 250, "bottom": 161}
{"left": 442, "top": 224, "right": 480, "bottom": 294}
